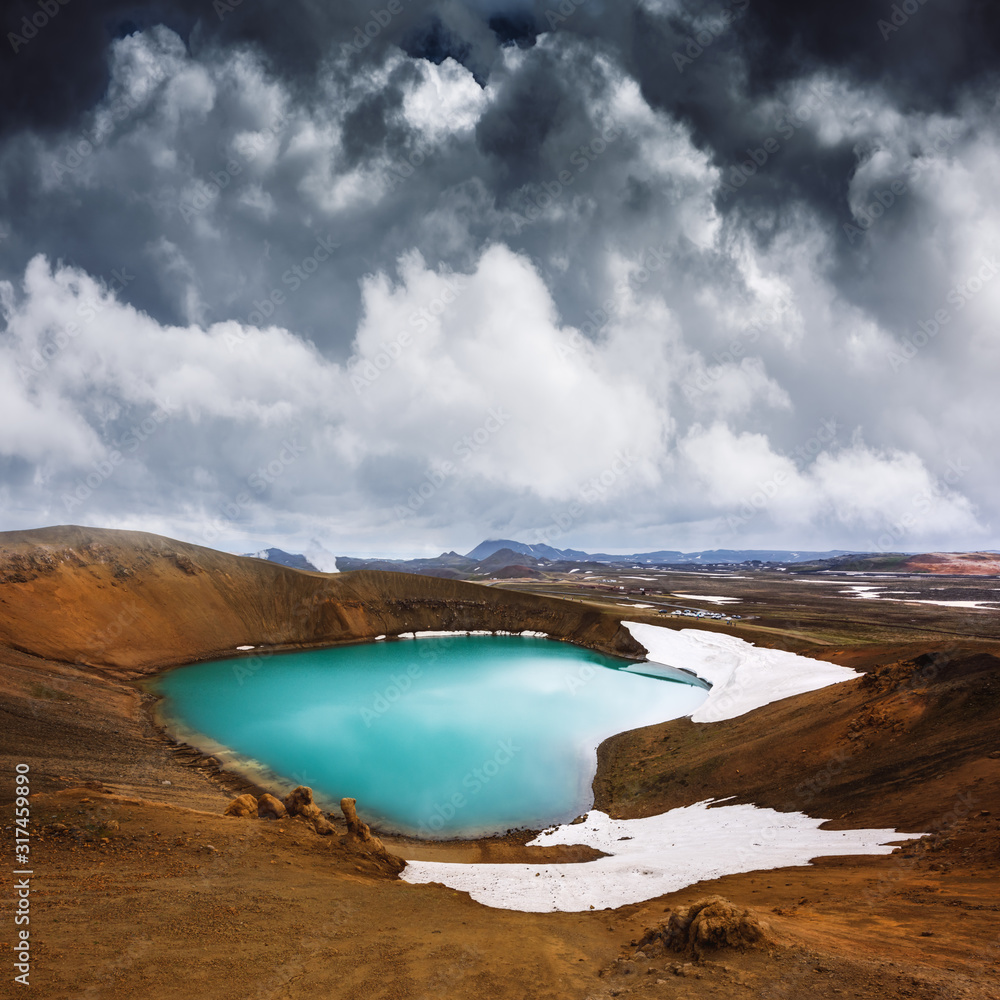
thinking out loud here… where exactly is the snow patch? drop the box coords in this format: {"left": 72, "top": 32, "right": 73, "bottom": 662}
{"left": 401, "top": 800, "right": 921, "bottom": 912}
{"left": 622, "top": 621, "right": 859, "bottom": 723}
{"left": 672, "top": 593, "right": 742, "bottom": 604}
{"left": 904, "top": 599, "right": 1000, "bottom": 610}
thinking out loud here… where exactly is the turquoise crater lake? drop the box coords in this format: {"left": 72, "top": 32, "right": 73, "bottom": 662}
{"left": 155, "top": 635, "right": 709, "bottom": 838}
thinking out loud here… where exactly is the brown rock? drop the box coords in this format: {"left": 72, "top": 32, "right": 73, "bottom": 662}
{"left": 635, "top": 897, "right": 769, "bottom": 959}
{"left": 223, "top": 793, "right": 257, "bottom": 818}
{"left": 340, "top": 797, "right": 404, "bottom": 873}
{"left": 284, "top": 785, "right": 338, "bottom": 834}
{"left": 283, "top": 785, "right": 322, "bottom": 820}
{"left": 312, "top": 815, "right": 336, "bottom": 836}
{"left": 257, "top": 793, "right": 287, "bottom": 820}
{"left": 341, "top": 797, "right": 377, "bottom": 842}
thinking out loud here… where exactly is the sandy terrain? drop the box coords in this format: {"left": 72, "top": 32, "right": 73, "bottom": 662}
{"left": 904, "top": 552, "right": 1000, "bottom": 575}
{"left": 1, "top": 526, "right": 998, "bottom": 998}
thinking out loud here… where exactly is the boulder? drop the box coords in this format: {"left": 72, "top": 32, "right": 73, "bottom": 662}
{"left": 635, "top": 897, "right": 769, "bottom": 958}
{"left": 284, "top": 785, "right": 336, "bottom": 835}
{"left": 223, "top": 793, "right": 257, "bottom": 818}
{"left": 340, "top": 797, "right": 404, "bottom": 873}
{"left": 257, "top": 793, "right": 287, "bottom": 820}
{"left": 283, "top": 785, "right": 322, "bottom": 820}
{"left": 341, "top": 797, "right": 382, "bottom": 843}
{"left": 312, "top": 815, "right": 336, "bottom": 836}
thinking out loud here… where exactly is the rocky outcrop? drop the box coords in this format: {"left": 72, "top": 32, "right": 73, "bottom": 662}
{"left": 283, "top": 785, "right": 318, "bottom": 817}
{"left": 341, "top": 797, "right": 381, "bottom": 845}
{"left": 223, "top": 787, "right": 335, "bottom": 833}
{"left": 635, "top": 897, "right": 769, "bottom": 958}
{"left": 283, "top": 785, "right": 335, "bottom": 835}
{"left": 223, "top": 794, "right": 258, "bottom": 817}
{"left": 257, "top": 793, "right": 287, "bottom": 820}
{"left": 340, "top": 797, "right": 404, "bottom": 874}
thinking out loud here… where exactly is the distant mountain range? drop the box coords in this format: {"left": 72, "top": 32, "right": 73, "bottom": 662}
{"left": 333, "top": 539, "right": 866, "bottom": 579}
{"left": 462, "top": 539, "right": 860, "bottom": 565}
{"left": 243, "top": 539, "right": 1000, "bottom": 579}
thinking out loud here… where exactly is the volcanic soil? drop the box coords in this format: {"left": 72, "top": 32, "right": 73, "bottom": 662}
{"left": 1, "top": 526, "right": 998, "bottom": 999}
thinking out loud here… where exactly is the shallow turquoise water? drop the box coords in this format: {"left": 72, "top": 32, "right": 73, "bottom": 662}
{"left": 155, "top": 635, "right": 708, "bottom": 838}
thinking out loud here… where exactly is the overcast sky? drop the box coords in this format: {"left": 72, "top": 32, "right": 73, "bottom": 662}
{"left": 0, "top": 0, "right": 997, "bottom": 559}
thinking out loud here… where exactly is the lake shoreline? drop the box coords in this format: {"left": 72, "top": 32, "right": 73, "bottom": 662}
{"left": 148, "top": 632, "right": 707, "bottom": 844}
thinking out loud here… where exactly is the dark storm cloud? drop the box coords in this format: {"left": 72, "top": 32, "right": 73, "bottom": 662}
{"left": 0, "top": 0, "right": 439, "bottom": 137}
{"left": 474, "top": 46, "right": 586, "bottom": 184}
{"left": 0, "top": 0, "right": 512, "bottom": 337}
{"left": 339, "top": 64, "right": 417, "bottom": 167}
{"left": 0, "top": 0, "right": 996, "bottom": 555}
{"left": 6, "top": 0, "right": 997, "bottom": 139}
{"left": 571, "top": 1, "right": 993, "bottom": 231}
{"left": 401, "top": 15, "right": 477, "bottom": 71}
{"left": 735, "top": 0, "right": 1000, "bottom": 110}
{"left": 2, "top": 1, "right": 198, "bottom": 135}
